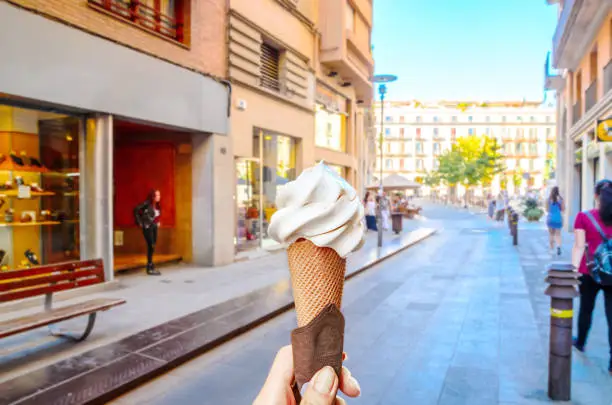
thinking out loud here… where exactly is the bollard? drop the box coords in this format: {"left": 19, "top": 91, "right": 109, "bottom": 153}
{"left": 507, "top": 208, "right": 512, "bottom": 233}
{"left": 511, "top": 211, "right": 519, "bottom": 246}
{"left": 544, "top": 262, "right": 580, "bottom": 401}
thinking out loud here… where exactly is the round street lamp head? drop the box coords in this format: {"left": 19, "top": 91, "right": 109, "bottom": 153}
{"left": 373, "top": 74, "right": 398, "bottom": 83}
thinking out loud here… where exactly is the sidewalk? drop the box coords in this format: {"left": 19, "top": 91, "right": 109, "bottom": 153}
{"left": 0, "top": 218, "right": 436, "bottom": 402}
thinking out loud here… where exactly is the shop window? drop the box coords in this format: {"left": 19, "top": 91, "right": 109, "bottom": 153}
{"left": 88, "top": 0, "right": 186, "bottom": 43}
{"left": 260, "top": 41, "right": 281, "bottom": 92}
{"left": 0, "top": 105, "right": 81, "bottom": 267}
{"left": 315, "top": 105, "right": 346, "bottom": 151}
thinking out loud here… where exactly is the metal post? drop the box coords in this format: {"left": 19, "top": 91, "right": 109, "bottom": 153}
{"left": 544, "top": 263, "right": 580, "bottom": 401}
{"left": 512, "top": 211, "right": 519, "bottom": 246}
{"left": 377, "top": 87, "right": 385, "bottom": 248}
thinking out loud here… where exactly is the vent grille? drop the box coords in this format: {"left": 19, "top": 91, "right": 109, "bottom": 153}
{"left": 260, "top": 43, "right": 280, "bottom": 92}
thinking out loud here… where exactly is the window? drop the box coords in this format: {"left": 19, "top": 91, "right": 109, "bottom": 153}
{"left": 416, "top": 116, "right": 422, "bottom": 123}
{"left": 345, "top": 3, "right": 355, "bottom": 31}
{"left": 417, "top": 159, "right": 424, "bottom": 170}
{"left": 451, "top": 128, "right": 456, "bottom": 136}
{"left": 485, "top": 116, "right": 491, "bottom": 122}
{"left": 400, "top": 159, "right": 405, "bottom": 169}
{"left": 386, "top": 143, "right": 391, "bottom": 153}
{"left": 468, "top": 116, "right": 473, "bottom": 122}
{"left": 530, "top": 116, "right": 536, "bottom": 122}
{"left": 451, "top": 116, "right": 457, "bottom": 122}
{"left": 400, "top": 116, "right": 405, "bottom": 123}
{"left": 260, "top": 42, "right": 280, "bottom": 91}
{"left": 546, "top": 116, "right": 551, "bottom": 123}
{"left": 433, "top": 128, "right": 439, "bottom": 137}
{"left": 529, "top": 160, "right": 535, "bottom": 171}
{"left": 530, "top": 143, "right": 538, "bottom": 155}
{"left": 385, "top": 128, "right": 391, "bottom": 136}
{"left": 416, "top": 128, "right": 421, "bottom": 137}
{"left": 546, "top": 128, "right": 552, "bottom": 138}
{"left": 385, "top": 116, "right": 392, "bottom": 122}
{"left": 468, "top": 128, "right": 474, "bottom": 135}
{"left": 516, "top": 143, "right": 523, "bottom": 154}
{"left": 517, "top": 116, "right": 523, "bottom": 121}
{"left": 547, "top": 142, "right": 554, "bottom": 153}
{"left": 416, "top": 142, "right": 423, "bottom": 154}
{"left": 385, "top": 159, "right": 392, "bottom": 169}
{"left": 88, "top": 0, "right": 186, "bottom": 43}
{"left": 315, "top": 104, "right": 346, "bottom": 151}
{"left": 399, "top": 128, "right": 405, "bottom": 137}
{"left": 433, "top": 116, "right": 439, "bottom": 123}
{"left": 502, "top": 116, "right": 507, "bottom": 122}
{"left": 485, "top": 128, "right": 490, "bottom": 135}
{"left": 433, "top": 160, "right": 440, "bottom": 169}
{"left": 433, "top": 142, "right": 441, "bottom": 154}
{"left": 401, "top": 143, "right": 405, "bottom": 153}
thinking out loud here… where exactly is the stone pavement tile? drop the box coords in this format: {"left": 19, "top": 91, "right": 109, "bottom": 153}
{"left": 437, "top": 366, "right": 498, "bottom": 405}
{"left": 376, "top": 364, "right": 448, "bottom": 405}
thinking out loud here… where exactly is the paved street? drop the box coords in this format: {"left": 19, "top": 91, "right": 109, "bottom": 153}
{"left": 113, "top": 204, "right": 612, "bottom": 405}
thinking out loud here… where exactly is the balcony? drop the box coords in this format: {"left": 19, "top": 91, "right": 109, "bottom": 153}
{"left": 605, "top": 59, "right": 612, "bottom": 95}
{"left": 319, "top": 0, "right": 374, "bottom": 104}
{"left": 552, "top": 0, "right": 608, "bottom": 69}
{"left": 585, "top": 80, "right": 598, "bottom": 113}
{"left": 572, "top": 101, "right": 582, "bottom": 125}
{"left": 544, "top": 52, "right": 564, "bottom": 91}
{"left": 88, "top": 0, "right": 184, "bottom": 43}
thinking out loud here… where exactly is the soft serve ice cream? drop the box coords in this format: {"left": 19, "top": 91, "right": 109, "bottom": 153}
{"left": 268, "top": 161, "right": 365, "bottom": 258}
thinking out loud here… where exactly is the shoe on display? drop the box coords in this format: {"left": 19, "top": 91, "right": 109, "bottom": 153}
{"left": 0, "top": 250, "right": 7, "bottom": 267}
{"left": 24, "top": 249, "right": 40, "bottom": 266}
{"left": 9, "top": 153, "right": 24, "bottom": 166}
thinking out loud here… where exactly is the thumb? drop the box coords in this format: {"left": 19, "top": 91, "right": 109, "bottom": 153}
{"left": 301, "top": 367, "right": 338, "bottom": 405}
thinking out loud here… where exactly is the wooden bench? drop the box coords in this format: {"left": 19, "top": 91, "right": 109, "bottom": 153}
{"left": 0, "top": 259, "right": 125, "bottom": 342}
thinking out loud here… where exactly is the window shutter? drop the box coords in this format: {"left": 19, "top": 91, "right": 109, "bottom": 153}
{"left": 260, "top": 43, "right": 280, "bottom": 91}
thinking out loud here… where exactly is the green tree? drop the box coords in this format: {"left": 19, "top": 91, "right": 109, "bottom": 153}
{"left": 513, "top": 169, "right": 523, "bottom": 192}
{"left": 480, "top": 136, "right": 506, "bottom": 187}
{"left": 437, "top": 148, "right": 464, "bottom": 202}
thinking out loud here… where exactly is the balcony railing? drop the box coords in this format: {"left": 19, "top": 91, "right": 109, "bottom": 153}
{"left": 88, "top": 0, "right": 184, "bottom": 42}
{"left": 572, "top": 101, "right": 581, "bottom": 125}
{"left": 585, "top": 80, "right": 598, "bottom": 113}
{"left": 605, "top": 59, "right": 612, "bottom": 95}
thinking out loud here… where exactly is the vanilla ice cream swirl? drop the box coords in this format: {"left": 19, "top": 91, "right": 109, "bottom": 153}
{"left": 268, "top": 162, "right": 365, "bottom": 258}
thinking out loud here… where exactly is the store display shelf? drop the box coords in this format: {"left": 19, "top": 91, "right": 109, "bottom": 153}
{"left": 0, "top": 221, "right": 62, "bottom": 227}
{"left": 0, "top": 169, "right": 79, "bottom": 177}
{"left": 0, "top": 191, "right": 55, "bottom": 197}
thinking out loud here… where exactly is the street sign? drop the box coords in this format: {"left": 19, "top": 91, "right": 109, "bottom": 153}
{"left": 373, "top": 74, "right": 398, "bottom": 83}
{"left": 597, "top": 117, "right": 612, "bottom": 141}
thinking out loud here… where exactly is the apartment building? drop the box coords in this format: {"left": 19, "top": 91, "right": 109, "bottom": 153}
{"left": 229, "top": 0, "right": 374, "bottom": 253}
{"left": 0, "top": 0, "right": 231, "bottom": 278}
{"left": 373, "top": 101, "right": 556, "bottom": 196}
{"left": 545, "top": 0, "right": 612, "bottom": 230}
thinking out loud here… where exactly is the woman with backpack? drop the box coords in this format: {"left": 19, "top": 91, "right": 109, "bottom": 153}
{"left": 547, "top": 186, "right": 564, "bottom": 255}
{"left": 572, "top": 180, "right": 612, "bottom": 375}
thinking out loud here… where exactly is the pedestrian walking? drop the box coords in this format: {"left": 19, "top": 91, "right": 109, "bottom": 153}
{"left": 380, "top": 192, "right": 391, "bottom": 231}
{"left": 134, "top": 189, "right": 162, "bottom": 276}
{"left": 487, "top": 194, "right": 496, "bottom": 220}
{"left": 546, "top": 186, "right": 564, "bottom": 255}
{"left": 495, "top": 193, "right": 506, "bottom": 222}
{"left": 571, "top": 179, "right": 612, "bottom": 375}
{"left": 364, "top": 191, "right": 377, "bottom": 231}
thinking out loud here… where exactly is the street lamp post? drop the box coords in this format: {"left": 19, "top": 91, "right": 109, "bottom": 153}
{"left": 373, "top": 74, "right": 397, "bottom": 248}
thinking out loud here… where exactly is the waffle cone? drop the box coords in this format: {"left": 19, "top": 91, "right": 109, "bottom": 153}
{"left": 287, "top": 239, "right": 346, "bottom": 327}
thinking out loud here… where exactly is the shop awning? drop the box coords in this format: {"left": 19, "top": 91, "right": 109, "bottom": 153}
{"left": 367, "top": 174, "right": 421, "bottom": 190}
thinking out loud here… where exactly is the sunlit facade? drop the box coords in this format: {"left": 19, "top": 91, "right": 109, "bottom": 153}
{"left": 373, "top": 100, "right": 556, "bottom": 196}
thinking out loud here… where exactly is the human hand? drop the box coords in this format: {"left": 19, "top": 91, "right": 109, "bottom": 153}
{"left": 253, "top": 346, "right": 361, "bottom": 405}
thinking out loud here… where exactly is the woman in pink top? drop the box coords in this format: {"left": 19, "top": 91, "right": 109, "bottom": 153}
{"left": 572, "top": 180, "right": 612, "bottom": 375}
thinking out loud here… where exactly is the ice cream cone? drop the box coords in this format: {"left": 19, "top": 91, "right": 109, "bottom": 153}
{"left": 287, "top": 238, "right": 346, "bottom": 327}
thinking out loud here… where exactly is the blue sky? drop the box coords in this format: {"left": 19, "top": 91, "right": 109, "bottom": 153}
{"left": 372, "top": 0, "right": 558, "bottom": 102}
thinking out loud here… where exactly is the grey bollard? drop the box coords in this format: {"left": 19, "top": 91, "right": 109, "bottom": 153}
{"left": 512, "top": 211, "right": 519, "bottom": 246}
{"left": 544, "top": 262, "right": 580, "bottom": 401}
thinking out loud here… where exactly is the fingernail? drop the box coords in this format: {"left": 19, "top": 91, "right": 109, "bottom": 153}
{"left": 314, "top": 366, "right": 336, "bottom": 394}
{"left": 350, "top": 376, "right": 362, "bottom": 394}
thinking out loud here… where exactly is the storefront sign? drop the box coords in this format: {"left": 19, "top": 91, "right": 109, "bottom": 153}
{"left": 597, "top": 118, "right": 612, "bottom": 141}
{"left": 316, "top": 84, "right": 346, "bottom": 114}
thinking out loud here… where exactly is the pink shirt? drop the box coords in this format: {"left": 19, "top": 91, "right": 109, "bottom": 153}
{"left": 574, "top": 209, "right": 612, "bottom": 274}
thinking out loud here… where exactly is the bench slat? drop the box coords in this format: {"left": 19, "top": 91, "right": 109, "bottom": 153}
{"left": 0, "top": 259, "right": 103, "bottom": 282}
{"left": 0, "top": 277, "right": 101, "bottom": 303}
{"left": 0, "top": 297, "right": 126, "bottom": 339}
{"left": 0, "top": 269, "right": 103, "bottom": 293}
